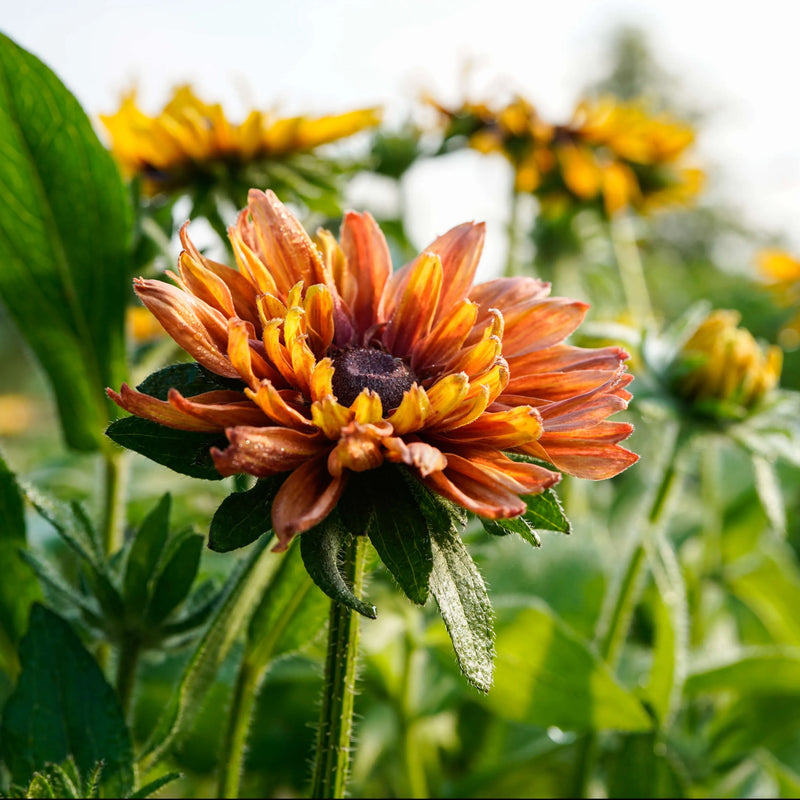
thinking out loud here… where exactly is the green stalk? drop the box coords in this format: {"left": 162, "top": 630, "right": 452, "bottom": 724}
{"left": 115, "top": 635, "right": 141, "bottom": 719}
{"left": 610, "top": 212, "right": 655, "bottom": 330}
{"left": 101, "top": 448, "right": 127, "bottom": 557}
{"left": 310, "top": 535, "right": 369, "bottom": 799}
{"left": 217, "top": 658, "right": 259, "bottom": 799}
{"left": 504, "top": 188, "right": 524, "bottom": 277}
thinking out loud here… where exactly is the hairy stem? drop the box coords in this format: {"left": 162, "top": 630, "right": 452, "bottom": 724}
{"left": 115, "top": 635, "right": 141, "bottom": 719}
{"left": 310, "top": 535, "right": 369, "bottom": 799}
{"left": 610, "top": 212, "right": 655, "bottom": 329}
{"left": 217, "top": 657, "right": 259, "bottom": 799}
{"left": 101, "top": 448, "right": 127, "bottom": 557}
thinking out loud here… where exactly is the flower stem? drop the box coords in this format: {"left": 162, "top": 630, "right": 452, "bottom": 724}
{"left": 217, "top": 657, "right": 259, "bottom": 799}
{"left": 610, "top": 212, "right": 655, "bottom": 330}
{"left": 505, "top": 189, "right": 524, "bottom": 277}
{"left": 101, "top": 448, "right": 127, "bottom": 557}
{"left": 310, "top": 534, "right": 369, "bottom": 799}
{"left": 115, "top": 635, "right": 141, "bottom": 719}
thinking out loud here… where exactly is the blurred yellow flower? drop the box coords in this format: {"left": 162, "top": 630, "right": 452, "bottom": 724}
{"left": 101, "top": 86, "right": 381, "bottom": 196}
{"left": 675, "top": 310, "right": 782, "bottom": 417}
{"left": 431, "top": 93, "right": 703, "bottom": 217}
{"left": 757, "top": 249, "right": 800, "bottom": 349}
{"left": 0, "top": 394, "right": 35, "bottom": 436}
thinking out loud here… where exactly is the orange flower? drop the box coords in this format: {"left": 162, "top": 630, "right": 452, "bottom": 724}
{"left": 109, "top": 191, "right": 637, "bottom": 550}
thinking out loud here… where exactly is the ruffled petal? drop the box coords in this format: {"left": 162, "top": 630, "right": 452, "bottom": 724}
{"left": 383, "top": 436, "right": 447, "bottom": 477}
{"left": 271, "top": 455, "right": 347, "bottom": 551}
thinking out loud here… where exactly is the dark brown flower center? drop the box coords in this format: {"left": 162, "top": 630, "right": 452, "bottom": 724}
{"left": 331, "top": 347, "right": 417, "bottom": 409}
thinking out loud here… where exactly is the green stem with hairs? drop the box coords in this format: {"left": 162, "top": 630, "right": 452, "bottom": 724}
{"left": 115, "top": 635, "right": 141, "bottom": 720}
{"left": 101, "top": 448, "right": 127, "bottom": 557}
{"left": 310, "top": 535, "right": 369, "bottom": 799}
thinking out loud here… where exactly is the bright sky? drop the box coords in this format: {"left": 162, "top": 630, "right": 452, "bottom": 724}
{"left": 4, "top": 0, "right": 799, "bottom": 275}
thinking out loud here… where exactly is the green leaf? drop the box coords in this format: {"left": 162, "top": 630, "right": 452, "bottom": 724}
{"left": 208, "top": 477, "right": 282, "bottom": 553}
{"left": 605, "top": 732, "right": 687, "bottom": 798}
{"left": 487, "top": 600, "right": 652, "bottom": 730}
{"left": 480, "top": 514, "right": 541, "bottom": 548}
{"left": 0, "top": 34, "right": 131, "bottom": 451}
{"left": 522, "top": 488, "right": 572, "bottom": 534}
{"left": 138, "top": 535, "right": 275, "bottom": 769}
{"left": 137, "top": 362, "right": 245, "bottom": 400}
{"left": 146, "top": 532, "right": 204, "bottom": 624}
{"left": 685, "top": 648, "right": 800, "bottom": 696}
{"left": 128, "top": 772, "right": 182, "bottom": 799}
{"left": 246, "top": 543, "right": 329, "bottom": 673}
{"left": 342, "top": 468, "right": 432, "bottom": 605}
{"left": 105, "top": 416, "right": 227, "bottom": 480}
{"left": 123, "top": 494, "right": 170, "bottom": 610}
{"left": 428, "top": 523, "right": 494, "bottom": 693}
{"left": 300, "top": 511, "right": 377, "bottom": 619}
{"left": 0, "top": 453, "right": 41, "bottom": 670}
{"left": 0, "top": 605, "right": 134, "bottom": 796}
{"left": 752, "top": 455, "right": 787, "bottom": 536}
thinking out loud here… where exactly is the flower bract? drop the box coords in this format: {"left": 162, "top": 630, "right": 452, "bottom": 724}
{"left": 109, "top": 190, "right": 637, "bottom": 550}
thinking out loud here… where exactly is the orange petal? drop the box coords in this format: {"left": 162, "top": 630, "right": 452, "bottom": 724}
{"left": 350, "top": 389, "right": 383, "bottom": 425}
{"left": 311, "top": 396, "right": 353, "bottom": 439}
{"left": 410, "top": 299, "right": 478, "bottom": 376}
{"left": 507, "top": 368, "right": 624, "bottom": 402}
{"left": 340, "top": 211, "right": 392, "bottom": 339}
{"left": 310, "top": 358, "right": 335, "bottom": 402}
{"left": 271, "top": 454, "right": 347, "bottom": 551}
{"left": 432, "top": 384, "right": 490, "bottom": 431}
{"left": 328, "top": 426, "right": 385, "bottom": 477}
{"left": 469, "top": 276, "right": 551, "bottom": 316}
{"left": 230, "top": 208, "right": 279, "bottom": 296}
{"left": 527, "top": 431, "right": 639, "bottom": 480}
{"left": 211, "top": 425, "right": 328, "bottom": 478}
{"left": 177, "top": 250, "right": 236, "bottom": 319}
{"left": 438, "top": 406, "right": 543, "bottom": 448}
{"left": 245, "top": 381, "right": 316, "bottom": 431}
{"left": 167, "top": 389, "right": 271, "bottom": 429}
{"left": 506, "top": 344, "right": 629, "bottom": 375}
{"left": 494, "top": 298, "right": 589, "bottom": 358}
{"left": 383, "top": 437, "right": 447, "bottom": 477}
{"left": 304, "top": 284, "right": 335, "bottom": 357}
{"left": 382, "top": 252, "right": 443, "bottom": 357}
{"left": 134, "top": 278, "right": 239, "bottom": 379}
{"left": 108, "top": 384, "right": 226, "bottom": 432}
{"left": 425, "top": 372, "right": 470, "bottom": 425}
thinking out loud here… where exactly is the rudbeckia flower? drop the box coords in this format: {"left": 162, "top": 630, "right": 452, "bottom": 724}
{"left": 108, "top": 190, "right": 637, "bottom": 551}
{"left": 101, "top": 86, "right": 381, "bottom": 196}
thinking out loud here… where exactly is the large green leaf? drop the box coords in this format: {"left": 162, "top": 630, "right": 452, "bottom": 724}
{"left": 429, "top": 523, "right": 495, "bottom": 693}
{"left": 105, "top": 416, "right": 227, "bottom": 480}
{"left": 122, "top": 493, "right": 170, "bottom": 611}
{"left": 488, "top": 600, "right": 652, "bottom": 731}
{"left": 685, "top": 648, "right": 800, "bottom": 696}
{"left": 0, "top": 604, "right": 134, "bottom": 797}
{"left": 0, "top": 453, "right": 42, "bottom": 678}
{"left": 0, "top": 34, "right": 131, "bottom": 451}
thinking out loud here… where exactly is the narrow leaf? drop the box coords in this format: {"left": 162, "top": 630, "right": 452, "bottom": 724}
{"left": 488, "top": 600, "right": 652, "bottom": 730}
{"left": 300, "top": 512, "right": 377, "bottom": 619}
{"left": 752, "top": 454, "right": 787, "bottom": 536}
{"left": 480, "top": 514, "right": 541, "bottom": 548}
{"left": 429, "top": 523, "right": 494, "bottom": 693}
{"left": 208, "top": 477, "right": 282, "bottom": 552}
{"left": 138, "top": 535, "right": 275, "bottom": 768}
{"left": 123, "top": 493, "right": 170, "bottom": 610}
{"left": 0, "top": 34, "right": 131, "bottom": 450}
{"left": 105, "top": 416, "right": 227, "bottom": 480}
{"left": 0, "top": 605, "right": 134, "bottom": 796}
{"left": 685, "top": 648, "right": 800, "bottom": 696}
{"left": 128, "top": 771, "right": 182, "bottom": 799}
{"left": 146, "top": 533, "right": 204, "bottom": 624}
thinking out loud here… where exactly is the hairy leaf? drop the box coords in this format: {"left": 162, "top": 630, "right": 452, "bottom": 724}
{"left": 208, "top": 477, "right": 282, "bottom": 552}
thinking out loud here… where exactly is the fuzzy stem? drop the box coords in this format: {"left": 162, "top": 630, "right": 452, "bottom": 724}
{"left": 217, "top": 657, "right": 259, "bottom": 799}
{"left": 310, "top": 535, "right": 368, "bottom": 799}
{"left": 101, "top": 449, "right": 127, "bottom": 557}
{"left": 504, "top": 189, "right": 524, "bottom": 277}
{"left": 610, "top": 212, "right": 655, "bottom": 329}
{"left": 115, "top": 635, "right": 141, "bottom": 719}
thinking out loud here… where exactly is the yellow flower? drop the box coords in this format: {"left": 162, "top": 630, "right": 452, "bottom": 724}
{"left": 757, "top": 249, "right": 800, "bottom": 349}
{"left": 109, "top": 191, "right": 637, "bottom": 551}
{"left": 676, "top": 310, "right": 782, "bottom": 416}
{"left": 101, "top": 86, "right": 381, "bottom": 195}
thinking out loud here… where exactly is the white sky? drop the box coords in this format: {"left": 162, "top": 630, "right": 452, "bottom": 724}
{"left": 4, "top": 0, "right": 800, "bottom": 276}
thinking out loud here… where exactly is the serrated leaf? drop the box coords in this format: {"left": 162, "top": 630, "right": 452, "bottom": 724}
{"left": 138, "top": 536, "right": 275, "bottom": 769}
{"left": 0, "top": 453, "right": 42, "bottom": 669}
{"left": 105, "top": 416, "right": 227, "bottom": 480}
{"left": 208, "top": 477, "right": 282, "bottom": 552}
{"left": 0, "top": 605, "right": 134, "bottom": 796}
{"left": 146, "top": 532, "right": 203, "bottom": 625}
{"left": 480, "top": 515, "right": 541, "bottom": 548}
{"left": 300, "top": 512, "right": 377, "bottom": 619}
{"left": 123, "top": 494, "right": 170, "bottom": 610}
{"left": 429, "top": 524, "right": 494, "bottom": 693}
{"left": 522, "top": 489, "right": 572, "bottom": 534}
{"left": 341, "top": 468, "right": 432, "bottom": 605}
{"left": 246, "top": 543, "right": 329, "bottom": 672}
{"left": 0, "top": 34, "right": 131, "bottom": 451}
{"left": 488, "top": 600, "right": 652, "bottom": 730}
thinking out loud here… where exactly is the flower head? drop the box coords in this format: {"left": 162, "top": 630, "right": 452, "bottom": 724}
{"left": 757, "top": 249, "right": 800, "bottom": 349}
{"left": 672, "top": 309, "right": 782, "bottom": 419}
{"left": 431, "top": 94, "right": 703, "bottom": 216}
{"left": 109, "top": 191, "right": 637, "bottom": 551}
{"left": 101, "top": 86, "right": 381, "bottom": 196}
